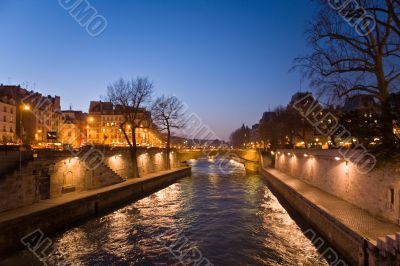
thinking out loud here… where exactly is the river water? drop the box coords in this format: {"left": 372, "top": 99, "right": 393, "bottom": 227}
{"left": 3, "top": 158, "right": 335, "bottom": 266}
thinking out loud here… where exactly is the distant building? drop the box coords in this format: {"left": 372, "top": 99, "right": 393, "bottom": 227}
{"left": 86, "top": 101, "right": 163, "bottom": 146}
{"left": 250, "top": 123, "right": 259, "bottom": 144}
{"left": 343, "top": 95, "right": 379, "bottom": 113}
{"left": 60, "top": 110, "right": 87, "bottom": 148}
{"left": 259, "top": 112, "right": 276, "bottom": 125}
{"left": 289, "top": 91, "right": 313, "bottom": 107}
{"left": 0, "top": 85, "right": 62, "bottom": 145}
{"left": 0, "top": 96, "right": 16, "bottom": 143}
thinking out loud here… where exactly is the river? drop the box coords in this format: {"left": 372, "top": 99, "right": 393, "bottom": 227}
{"left": 2, "top": 158, "right": 335, "bottom": 265}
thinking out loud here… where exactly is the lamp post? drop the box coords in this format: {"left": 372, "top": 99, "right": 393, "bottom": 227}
{"left": 19, "top": 104, "right": 30, "bottom": 172}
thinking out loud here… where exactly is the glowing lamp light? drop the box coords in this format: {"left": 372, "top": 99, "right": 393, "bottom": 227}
{"left": 23, "top": 105, "right": 30, "bottom": 111}
{"left": 344, "top": 160, "right": 350, "bottom": 174}
{"left": 304, "top": 154, "right": 308, "bottom": 157}
{"left": 271, "top": 151, "right": 275, "bottom": 155}
{"left": 334, "top": 157, "right": 341, "bottom": 161}
{"left": 287, "top": 153, "right": 291, "bottom": 156}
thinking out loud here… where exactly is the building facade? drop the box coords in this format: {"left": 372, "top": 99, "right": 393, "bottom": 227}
{"left": 0, "top": 96, "right": 16, "bottom": 143}
{"left": 87, "top": 101, "right": 163, "bottom": 147}
{"left": 0, "top": 85, "right": 62, "bottom": 145}
{"left": 59, "top": 110, "right": 87, "bottom": 148}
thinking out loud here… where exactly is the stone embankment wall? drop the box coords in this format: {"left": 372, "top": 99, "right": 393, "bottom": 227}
{"left": 104, "top": 149, "right": 179, "bottom": 179}
{"left": 274, "top": 149, "right": 400, "bottom": 224}
{"left": 0, "top": 149, "right": 179, "bottom": 213}
{"left": 0, "top": 167, "right": 191, "bottom": 257}
{"left": 0, "top": 150, "right": 34, "bottom": 175}
{"left": 0, "top": 156, "right": 123, "bottom": 213}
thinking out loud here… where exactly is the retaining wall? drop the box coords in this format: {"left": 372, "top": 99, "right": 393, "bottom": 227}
{"left": 274, "top": 149, "right": 400, "bottom": 224}
{"left": 0, "top": 167, "right": 191, "bottom": 257}
{"left": 0, "top": 149, "right": 179, "bottom": 213}
{"left": 260, "top": 167, "right": 363, "bottom": 265}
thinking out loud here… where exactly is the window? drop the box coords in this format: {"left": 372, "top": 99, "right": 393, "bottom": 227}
{"left": 387, "top": 188, "right": 395, "bottom": 210}
{"left": 3, "top": 116, "right": 6, "bottom": 122}
{"left": 2, "top": 126, "right": 5, "bottom": 132}
{"left": 10, "top": 108, "right": 13, "bottom": 114}
{"left": 3, "top": 106, "right": 6, "bottom": 112}
{"left": 10, "top": 127, "right": 13, "bottom": 133}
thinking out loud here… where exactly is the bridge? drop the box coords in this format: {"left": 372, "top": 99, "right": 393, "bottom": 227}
{"left": 176, "top": 149, "right": 261, "bottom": 173}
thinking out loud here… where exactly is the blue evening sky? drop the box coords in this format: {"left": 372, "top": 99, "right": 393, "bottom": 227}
{"left": 0, "top": 0, "right": 315, "bottom": 140}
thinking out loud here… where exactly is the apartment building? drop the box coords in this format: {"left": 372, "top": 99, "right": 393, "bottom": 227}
{"left": 0, "top": 96, "right": 16, "bottom": 143}
{"left": 0, "top": 85, "right": 62, "bottom": 145}
{"left": 59, "top": 110, "right": 87, "bottom": 148}
{"left": 87, "top": 101, "right": 163, "bottom": 147}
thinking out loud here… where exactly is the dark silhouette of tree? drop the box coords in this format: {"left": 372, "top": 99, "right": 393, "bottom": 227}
{"left": 152, "top": 95, "right": 186, "bottom": 169}
{"left": 230, "top": 124, "right": 251, "bottom": 148}
{"left": 107, "top": 77, "right": 153, "bottom": 177}
{"left": 257, "top": 105, "right": 313, "bottom": 149}
{"left": 295, "top": 0, "right": 400, "bottom": 151}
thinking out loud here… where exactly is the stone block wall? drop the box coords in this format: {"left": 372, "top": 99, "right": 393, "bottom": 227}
{"left": 0, "top": 156, "right": 124, "bottom": 213}
{"left": 0, "top": 149, "right": 178, "bottom": 213}
{"left": 0, "top": 150, "right": 34, "bottom": 175}
{"left": 274, "top": 149, "right": 400, "bottom": 224}
{"left": 104, "top": 149, "right": 178, "bottom": 179}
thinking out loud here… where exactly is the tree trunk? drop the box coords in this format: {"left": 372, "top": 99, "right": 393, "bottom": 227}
{"left": 375, "top": 56, "right": 395, "bottom": 152}
{"left": 131, "top": 127, "right": 140, "bottom": 178}
{"left": 166, "top": 128, "right": 171, "bottom": 170}
{"left": 380, "top": 97, "right": 395, "bottom": 151}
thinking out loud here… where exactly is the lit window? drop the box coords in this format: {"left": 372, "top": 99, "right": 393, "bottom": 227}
{"left": 387, "top": 188, "right": 395, "bottom": 210}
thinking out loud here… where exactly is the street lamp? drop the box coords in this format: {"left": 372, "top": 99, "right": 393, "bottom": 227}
{"left": 19, "top": 104, "right": 31, "bottom": 172}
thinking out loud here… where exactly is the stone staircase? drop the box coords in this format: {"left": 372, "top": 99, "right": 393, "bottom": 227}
{"left": 368, "top": 234, "right": 400, "bottom": 264}
{"left": 0, "top": 155, "right": 126, "bottom": 213}
{"left": 84, "top": 155, "right": 125, "bottom": 188}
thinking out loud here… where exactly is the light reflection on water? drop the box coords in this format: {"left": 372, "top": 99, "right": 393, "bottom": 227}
{"left": 3, "top": 158, "right": 330, "bottom": 265}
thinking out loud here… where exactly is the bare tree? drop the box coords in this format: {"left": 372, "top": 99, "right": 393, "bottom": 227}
{"left": 367, "top": 1, "right": 400, "bottom": 37}
{"left": 108, "top": 77, "right": 153, "bottom": 177}
{"left": 295, "top": 0, "right": 400, "bottom": 151}
{"left": 152, "top": 95, "right": 186, "bottom": 169}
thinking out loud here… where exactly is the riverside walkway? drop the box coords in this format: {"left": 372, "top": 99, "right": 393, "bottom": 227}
{"left": 263, "top": 167, "right": 400, "bottom": 241}
{"left": 261, "top": 166, "right": 400, "bottom": 265}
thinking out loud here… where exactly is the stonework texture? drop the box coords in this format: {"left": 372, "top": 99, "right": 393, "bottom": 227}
{"left": 275, "top": 149, "right": 400, "bottom": 224}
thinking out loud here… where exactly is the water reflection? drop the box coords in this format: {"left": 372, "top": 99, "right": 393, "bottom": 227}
{"left": 2, "top": 158, "right": 331, "bottom": 265}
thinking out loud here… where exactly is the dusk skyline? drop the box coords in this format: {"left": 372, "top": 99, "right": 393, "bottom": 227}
{"left": 0, "top": 0, "right": 315, "bottom": 140}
